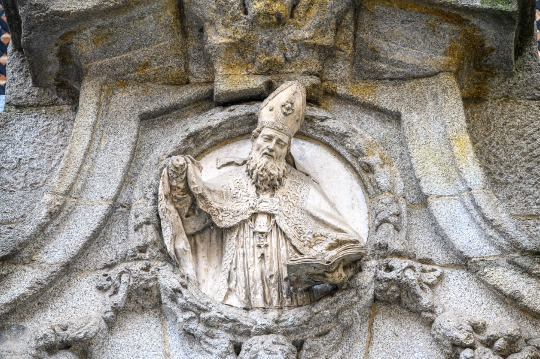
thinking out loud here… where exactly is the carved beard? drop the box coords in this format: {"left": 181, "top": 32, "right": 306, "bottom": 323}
{"left": 246, "top": 148, "right": 287, "bottom": 192}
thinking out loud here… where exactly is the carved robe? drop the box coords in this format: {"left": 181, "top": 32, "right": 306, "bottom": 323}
{"left": 158, "top": 157, "right": 365, "bottom": 309}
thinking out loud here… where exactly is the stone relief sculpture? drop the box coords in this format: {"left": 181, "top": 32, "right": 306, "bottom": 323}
{"left": 431, "top": 312, "right": 540, "bottom": 359}
{"left": 158, "top": 81, "right": 366, "bottom": 309}
{"left": 237, "top": 335, "right": 298, "bottom": 359}
{"left": 183, "top": 0, "right": 356, "bottom": 103}
{"left": 374, "top": 258, "right": 443, "bottom": 324}
{"left": 2, "top": 0, "right": 540, "bottom": 357}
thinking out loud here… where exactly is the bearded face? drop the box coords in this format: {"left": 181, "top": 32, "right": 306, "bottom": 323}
{"left": 246, "top": 127, "right": 290, "bottom": 192}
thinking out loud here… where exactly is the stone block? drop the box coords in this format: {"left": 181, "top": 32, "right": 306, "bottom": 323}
{"left": 407, "top": 206, "right": 464, "bottom": 265}
{"left": 35, "top": 202, "right": 113, "bottom": 265}
{"left": 6, "top": 271, "right": 105, "bottom": 326}
{"left": 0, "top": 105, "right": 75, "bottom": 242}
{"left": 6, "top": 46, "right": 67, "bottom": 107}
{"left": 436, "top": 268, "right": 540, "bottom": 334}
{"left": 214, "top": 74, "right": 322, "bottom": 105}
{"left": 465, "top": 99, "right": 540, "bottom": 217}
{"left": 428, "top": 196, "right": 502, "bottom": 259}
{"left": 90, "top": 310, "right": 166, "bottom": 359}
{"left": 469, "top": 259, "right": 540, "bottom": 321}
{"left": 366, "top": 303, "right": 444, "bottom": 359}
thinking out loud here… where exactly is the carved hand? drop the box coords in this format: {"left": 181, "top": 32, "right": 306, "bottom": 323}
{"left": 168, "top": 156, "right": 188, "bottom": 186}
{"left": 167, "top": 156, "right": 192, "bottom": 209}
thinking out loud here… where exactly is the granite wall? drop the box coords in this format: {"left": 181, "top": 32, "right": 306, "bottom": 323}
{"left": 0, "top": 0, "right": 539, "bottom": 358}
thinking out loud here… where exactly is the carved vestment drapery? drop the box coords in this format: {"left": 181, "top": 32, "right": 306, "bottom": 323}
{"left": 157, "top": 82, "right": 366, "bottom": 309}
{"left": 158, "top": 158, "right": 365, "bottom": 308}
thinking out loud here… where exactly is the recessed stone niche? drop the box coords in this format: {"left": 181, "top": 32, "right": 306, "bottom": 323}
{"left": 1, "top": 0, "right": 540, "bottom": 358}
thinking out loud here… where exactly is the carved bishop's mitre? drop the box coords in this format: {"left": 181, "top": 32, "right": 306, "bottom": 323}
{"left": 258, "top": 82, "right": 307, "bottom": 138}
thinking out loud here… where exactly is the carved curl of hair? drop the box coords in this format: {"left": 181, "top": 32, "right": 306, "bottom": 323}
{"left": 251, "top": 127, "right": 263, "bottom": 142}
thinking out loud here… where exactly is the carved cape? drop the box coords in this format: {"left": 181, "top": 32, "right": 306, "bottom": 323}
{"left": 158, "top": 157, "right": 365, "bottom": 301}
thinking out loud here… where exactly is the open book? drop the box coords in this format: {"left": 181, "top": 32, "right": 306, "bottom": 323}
{"left": 287, "top": 244, "right": 366, "bottom": 290}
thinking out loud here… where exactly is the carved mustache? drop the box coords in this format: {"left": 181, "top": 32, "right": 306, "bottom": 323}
{"left": 261, "top": 151, "right": 274, "bottom": 159}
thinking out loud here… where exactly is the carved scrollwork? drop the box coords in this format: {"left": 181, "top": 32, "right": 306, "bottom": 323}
{"left": 431, "top": 312, "right": 540, "bottom": 359}
{"left": 374, "top": 258, "right": 443, "bottom": 323}
{"left": 358, "top": 153, "right": 395, "bottom": 194}
{"left": 367, "top": 194, "right": 408, "bottom": 259}
{"left": 34, "top": 313, "right": 108, "bottom": 359}
{"left": 96, "top": 271, "right": 131, "bottom": 324}
{"left": 238, "top": 334, "right": 297, "bottom": 359}
{"left": 30, "top": 272, "right": 131, "bottom": 359}
{"left": 158, "top": 262, "right": 374, "bottom": 358}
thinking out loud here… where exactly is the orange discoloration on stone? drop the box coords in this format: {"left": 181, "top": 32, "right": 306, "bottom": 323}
{"left": 345, "top": 83, "right": 379, "bottom": 103}
{"left": 450, "top": 133, "right": 475, "bottom": 166}
{"left": 136, "top": 61, "right": 150, "bottom": 74}
{"left": 249, "top": 0, "right": 290, "bottom": 28}
{"left": 363, "top": 0, "right": 465, "bottom": 24}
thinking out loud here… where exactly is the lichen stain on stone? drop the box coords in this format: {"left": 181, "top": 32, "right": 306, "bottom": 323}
{"left": 56, "top": 31, "right": 78, "bottom": 68}
{"left": 58, "top": 31, "right": 75, "bottom": 44}
{"left": 250, "top": 0, "right": 290, "bottom": 28}
{"left": 363, "top": 0, "right": 498, "bottom": 94}
{"left": 460, "top": 74, "right": 490, "bottom": 99}
{"left": 162, "top": 68, "right": 190, "bottom": 85}
{"left": 136, "top": 61, "right": 151, "bottom": 74}
{"left": 344, "top": 83, "right": 379, "bottom": 103}
{"left": 220, "top": 43, "right": 256, "bottom": 75}
{"left": 479, "top": 0, "right": 517, "bottom": 11}
{"left": 450, "top": 133, "right": 475, "bottom": 166}
{"left": 91, "top": 28, "right": 113, "bottom": 48}
{"left": 415, "top": 144, "right": 462, "bottom": 189}
{"left": 255, "top": 52, "right": 285, "bottom": 73}
{"left": 134, "top": 67, "right": 189, "bottom": 86}
{"left": 165, "top": 0, "right": 185, "bottom": 39}
{"left": 446, "top": 28, "right": 496, "bottom": 99}
{"left": 363, "top": 0, "right": 465, "bottom": 25}
{"left": 318, "top": 96, "right": 332, "bottom": 112}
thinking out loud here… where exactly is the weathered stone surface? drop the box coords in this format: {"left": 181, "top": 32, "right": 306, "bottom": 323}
{"left": 482, "top": 41, "right": 540, "bottom": 101}
{"left": 0, "top": 105, "right": 75, "bottom": 243}
{"left": 469, "top": 258, "right": 540, "bottom": 320}
{"left": 465, "top": 99, "right": 540, "bottom": 241}
{"left": 0, "top": 325, "right": 34, "bottom": 359}
{"left": 428, "top": 196, "right": 503, "bottom": 258}
{"left": 1, "top": 0, "right": 540, "bottom": 357}
{"left": 6, "top": 46, "right": 68, "bottom": 107}
{"left": 90, "top": 310, "right": 166, "bottom": 359}
{"left": 407, "top": 206, "right": 464, "bottom": 265}
{"left": 366, "top": 303, "right": 444, "bottom": 359}
{"left": 436, "top": 267, "right": 540, "bottom": 331}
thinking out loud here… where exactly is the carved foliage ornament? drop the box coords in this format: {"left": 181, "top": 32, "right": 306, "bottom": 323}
{"left": 185, "top": 0, "right": 354, "bottom": 73}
